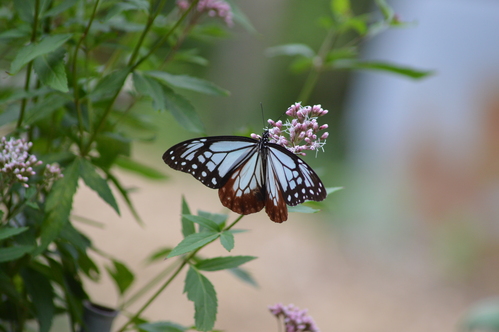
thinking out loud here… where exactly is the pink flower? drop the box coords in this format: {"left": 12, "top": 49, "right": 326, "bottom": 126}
{"left": 255, "top": 102, "right": 329, "bottom": 156}
{"left": 269, "top": 303, "right": 320, "bottom": 332}
{"left": 177, "top": 0, "right": 233, "bottom": 27}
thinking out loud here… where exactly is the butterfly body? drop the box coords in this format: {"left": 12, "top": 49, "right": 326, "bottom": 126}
{"left": 163, "top": 131, "right": 326, "bottom": 223}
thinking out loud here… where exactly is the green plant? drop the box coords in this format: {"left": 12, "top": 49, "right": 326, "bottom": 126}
{"left": 0, "top": 0, "right": 430, "bottom": 331}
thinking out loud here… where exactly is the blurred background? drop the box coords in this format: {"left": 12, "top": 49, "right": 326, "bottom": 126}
{"left": 73, "top": 0, "right": 499, "bottom": 331}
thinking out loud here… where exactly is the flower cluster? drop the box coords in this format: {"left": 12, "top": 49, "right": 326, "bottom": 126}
{"left": 269, "top": 303, "right": 320, "bottom": 332}
{"left": 177, "top": 0, "right": 233, "bottom": 27}
{"left": 0, "top": 137, "right": 63, "bottom": 190}
{"left": 0, "top": 137, "right": 41, "bottom": 188}
{"left": 252, "top": 102, "right": 329, "bottom": 155}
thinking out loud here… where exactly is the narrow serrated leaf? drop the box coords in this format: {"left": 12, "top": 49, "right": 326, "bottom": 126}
{"left": 0, "top": 227, "right": 29, "bottom": 241}
{"left": 228, "top": 267, "right": 258, "bottom": 287}
{"left": 195, "top": 256, "right": 256, "bottom": 271}
{"left": 107, "top": 172, "right": 143, "bottom": 225}
{"left": 182, "top": 215, "right": 220, "bottom": 232}
{"left": 79, "top": 158, "right": 120, "bottom": 215}
{"left": 115, "top": 156, "right": 167, "bottom": 179}
{"left": 0, "top": 245, "right": 34, "bottom": 262}
{"left": 181, "top": 196, "right": 196, "bottom": 238}
{"left": 288, "top": 205, "right": 320, "bottom": 214}
{"left": 106, "top": 260, "right": 134, "bottom": 295}
{"left": 21, "top": 268, "right": 54, "bottom": 332}
{"left": 334, "top": 60, "right": 434, "bottom": 79}
{"left": 10, "top": 33, "right": 72, "bottom": 74}
{"left": 184, "top": 267, "right": 217, "bottom": 331}
{"left": 90, "top": 67, "right": 130, "bottom": 99}
{"left": 33, "top": 48, "right": 68, "bottom": 92}
{"left": 35, "top": 159, "right": 79, "bottom": 256}
{"left": 219, "top": 231, "right": 234, "bottom": 252}
{"left": 162, "top": 87, "right": 205, "bottom": 133}
{"left": 265, "top": 43, "right": 316, "bottom": 58}
{"left": 168, "top": 232, "right": 219, "bottom": 258}
{"left": 147, "top": 71, "right": 229, "bottom": 96}
{"left": 133, "top": 72, "right": 167, "bottom": 111}
{"left": 326, "top": 186, "right": 343, "bottom": 194}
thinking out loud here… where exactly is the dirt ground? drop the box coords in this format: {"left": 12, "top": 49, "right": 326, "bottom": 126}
{"left": 69, "top": 164, "right": 478, "bottom": 332}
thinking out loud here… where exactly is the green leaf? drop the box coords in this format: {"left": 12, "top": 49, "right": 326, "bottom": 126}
{"left": 219, "top": 231, "right": 234, "bottom": 252}
{"left": 10, "top": 33, "right": 72, "bottom": 74}
{"left": 167, "top": 232, "right": 220, "bottom": 258}
{"left": 115, "top": 155, "right": 167, "bottom": 180}
{"left": 147, "top": 71, "right": 229, "bottom": 96}
{"left": 331, "top": 0, "right": 351, "bottom": 18}
{"left": 94, "top": 132, "right": 131, "bottom": 169}
{"left": 24, "top": 92, "right": 70, "bottom": 125}
{"left": 162, "top": 87, "right": 205, "bottom": 134}
{"left": 35, "top": 159, "right": 80, "bottom": 256}
{"left": 33, "top": 47, "right": 68, "bottom": 92}
{"left": 184, "top": 267, "right": 217, "bottom": 331}
{"left": 228, "top": 1, "right": 257, "bottom": 33}
{"left": 138, "top": 321, "right": 187, "bottom": 332}
{"left": 106, "top": 260, "right": 135, "bottom": 295}
{"left": 334, "top": 60, "right": 434, "bottom": 79}
{"left": 227, "top": 267, "right": 258, "bottom": 287}
{"left": 42, "top": 0, "right": 78, "bottom": 18}
{"left": 133, "top": 72, "right": 167, "bottom": 111}
{"left": 21, "top": 267, "right": 55, "bottom": 332}
{"left": 265, "top": 43, "right": 316, "bottom": 58}
{"left": 460, "top": 299, "right": 499, "bottom": 331}
{"left": 326, "top": 186, "right": 343, "bottom": 195}
{"left": 325, "top": 48, "right": 357, "bottom": 65}
{"left": 14, "top": 0, "right": 35, "bottom": 23}
{"left": 0, "top": 245, "right": 34, "bottom": 262}
{"left": 182, "top": 215, "right": 220, "bottom": 232}
{"left": 197, "top": 211, "right": 227, "bottom": 228}
{"left": 181, "top": 196, "right": 196, "bottom": 238}
{"left": 147, "top": 247, "right": 172, "bottom": 263}
{"left": 79, "top": 158, "right": 120, "bottom": 215}
{"left": 195, "top": 256, "right": 256, "bottom": 272}
{"left": 287, "top": 205, "right": 320, "bottom": 214}
{"left": 375, "top": 0, "right": 395, "bottom": 22}
{"left": 107, "top": 172, "right": 143, "bottom": 225}
{"left": 90, "top": 67, "right": 130, "bottom": 99}
{"left": 0, "top": 226, "right": 29, "bottom": 241}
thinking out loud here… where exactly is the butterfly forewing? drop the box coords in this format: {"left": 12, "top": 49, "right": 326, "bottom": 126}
{"left": 266, "top": 143, "right": 327, "bottom": 206}
{"left": 163, "top": 136, "right": 258, "bottom": 189}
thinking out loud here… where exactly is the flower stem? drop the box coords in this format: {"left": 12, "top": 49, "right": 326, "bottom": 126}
{"left": 17, "top": 0, "right": 40, "bottom": 129}
{"left": 72, "top": 0, "right": 101, "bottom": 149}
{"left": 116, "top": 214, "right": 244, "bottom": 331}
{"left": 81, "top": 0, "right": 199, "bottom": 157}
{"left": 298, "top": 27, "right": 337, "bottom": 104}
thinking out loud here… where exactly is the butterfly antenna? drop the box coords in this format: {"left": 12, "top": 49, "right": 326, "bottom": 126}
{"left": 260, "top": 102, "right": 266, "bottom": 128}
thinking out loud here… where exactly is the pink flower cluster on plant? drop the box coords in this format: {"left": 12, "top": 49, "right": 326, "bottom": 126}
{"left": 253, "top": 102, "right": 329, "bottom": 156}
{"left": 177, "top": 0, "right": 234, "bottom": 27}
{"left": 0, "top": 137, "right": 63, "bottom": 189}
{"left": 269, "top": 303, "right": 320, "bottom": 332}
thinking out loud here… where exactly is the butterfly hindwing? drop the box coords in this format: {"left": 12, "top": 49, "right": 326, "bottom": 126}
{"left": 266, "top": 143, "right": 327, "bottom": 206}
{"left": 218, "top": 149, "right": 266, "bottom": 215}
{"left": 163, "top": 136, "right": 258, "bottom": 189}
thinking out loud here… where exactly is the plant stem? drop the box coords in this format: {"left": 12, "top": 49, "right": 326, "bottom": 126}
{"left": 117, "top": 214, "right": 244, "bottom": 331}
{"left": 81, "top": 0, "right": 198, "bottom": 157}
{"left": 298, "top": 27, "right": 338, "bottom": 104}
{"left": 72, "top": 0, "right": 101, "bottom": 149}
{"left": 17, "top": 0, "right": 40, "bottom": 129}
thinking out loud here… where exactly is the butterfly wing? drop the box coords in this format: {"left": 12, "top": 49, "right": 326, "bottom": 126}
{"left": 218, "top": 148, "right": 266, "bottom": 215}
{"left": 264, "top": 143, "right": 327, "bottom": 223}
{"left": 163, "top": 136, "right": 258, "bottom": 189}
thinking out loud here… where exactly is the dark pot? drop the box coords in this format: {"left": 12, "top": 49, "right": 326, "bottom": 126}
{"left": 80, "top": 300, "right": 119, "bottom": 332}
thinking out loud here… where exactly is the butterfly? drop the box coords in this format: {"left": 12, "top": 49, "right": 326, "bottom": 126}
{"left": 163, "top": 130, "right": 327, "bottom": 223}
